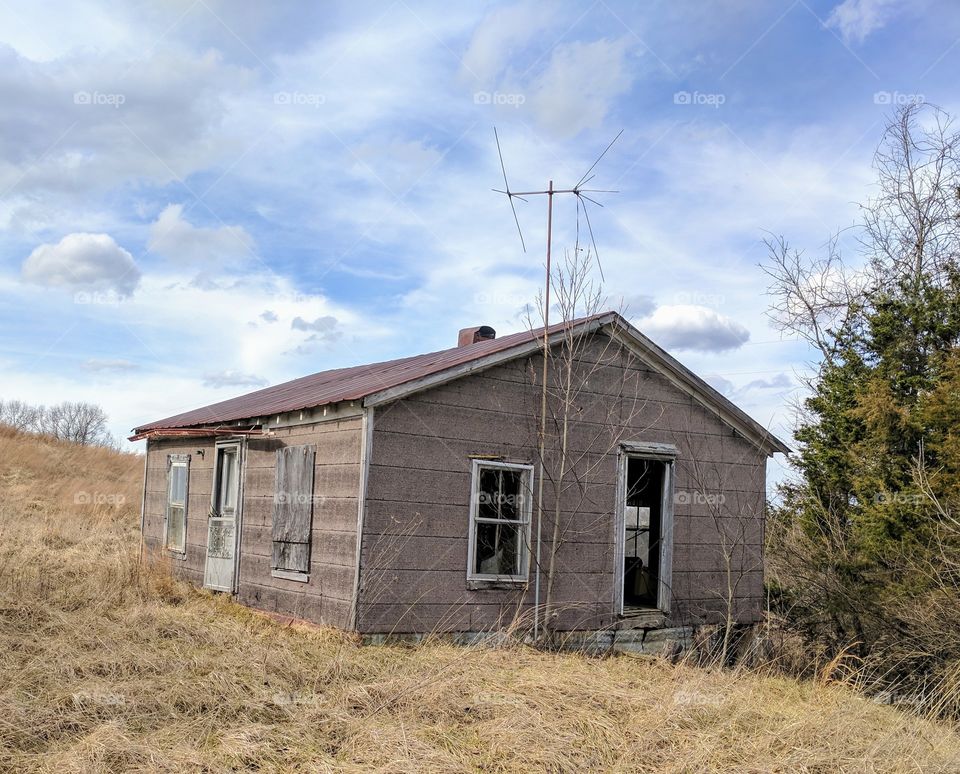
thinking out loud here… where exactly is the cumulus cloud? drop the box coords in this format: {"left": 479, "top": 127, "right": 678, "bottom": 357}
{"left": 202, "top": 370, "right": 268, "bottom": 389}
{"left": 826, "top": 0, "right": 898, "bottom": 44}
{"left": 260, "top": 310, "right": 279, "bottom": 323}
{"left": 288, "top": 315, "right": 343, "bottom": 354}
{"left": 81, "top": 358, "right": 140, "bottom": 373}
{"left": 638, "top": 304, "right": 750, "bottom": 353}
{"left": 531, "top": 38, "right": 634, "bottom": 138}
{"left": 21, "top": 232, "right": 140, "bottom": 296}
{"left": 148, "top": 204, "right": 256, "bottom": 267}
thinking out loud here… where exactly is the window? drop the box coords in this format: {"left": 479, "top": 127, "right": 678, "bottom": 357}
{"left": 467, "top": 460, "right": 533, "bottom": 582}
{"left": 215, "top": 446, "right": 239, "bottom": 517}
{"left": 271, "top": 444, "right": 316, "bottom": 579}
{"left": 165, "top": 453, "right": 190, "bottom": 553}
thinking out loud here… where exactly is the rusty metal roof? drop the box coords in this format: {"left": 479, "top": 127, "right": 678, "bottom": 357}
{"left": 131, "top": 311, "right": 790, "bottom": 455}
{"left": 132, "top": 313, "right": 611, "bottom": 434}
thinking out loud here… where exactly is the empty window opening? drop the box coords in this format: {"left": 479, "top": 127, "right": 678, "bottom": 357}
{"left": 623, "top": 457, "right": 666, "bottom": 609}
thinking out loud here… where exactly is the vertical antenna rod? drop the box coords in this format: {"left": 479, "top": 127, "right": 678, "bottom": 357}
{"left": 493, "top": 130, "right": 620, "bottom": 641}
{"left": 534, "top": 180, "right": 553, "bottom": 642}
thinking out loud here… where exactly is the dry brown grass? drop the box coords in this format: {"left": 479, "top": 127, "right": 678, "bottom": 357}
{"left": 1, "top": 426, "right": 959, "bottom": 772}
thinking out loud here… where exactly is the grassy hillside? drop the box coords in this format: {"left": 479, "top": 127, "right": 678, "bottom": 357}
{"left": 1, "top": 426, "right": 959, "bottom": 772}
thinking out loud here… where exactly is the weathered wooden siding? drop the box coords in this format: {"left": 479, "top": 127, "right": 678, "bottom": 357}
{"left": 141, "top": 416, "right": 363, "bottom": 629}
{"left": 356, "top": 332, "right": 769, "bottom": 634}
{"left": 142, "top": 436, "right": 216, "bottom": 587}
{"left": 235, "top": 417, "right": 362, "bottom": 628}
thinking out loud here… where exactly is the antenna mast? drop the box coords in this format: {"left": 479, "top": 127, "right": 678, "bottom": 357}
{"left": 493, "top": 128, "right": 621, "bottom": 640}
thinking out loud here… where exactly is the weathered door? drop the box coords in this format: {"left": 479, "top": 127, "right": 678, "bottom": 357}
{"left": 204, "top": 441, "right": 242, "bottom": 591}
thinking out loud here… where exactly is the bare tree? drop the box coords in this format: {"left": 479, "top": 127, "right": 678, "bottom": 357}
{"left": 0, "top": 400, "right": 42, "bottom": 432}
{"left": 43, "top": 401, "right": 114, "bottom": 446}
{"left": 762, "top": 231, "right": 866, "bottom": 373}
{"left": 525, "top": 248, "right": 656, "bottom": 641}
{"left": 764, "top": 103, "right": 960, "bottom": 369}
{"left": 1, "top": 398, "right": 116, "bottom": 447}
{"left": 863, "top": 103, "right": 960, "bottom": 292}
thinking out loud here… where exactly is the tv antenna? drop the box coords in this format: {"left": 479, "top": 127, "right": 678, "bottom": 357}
{"left": 492, "top": 127, "right": 621, "bottom": 640}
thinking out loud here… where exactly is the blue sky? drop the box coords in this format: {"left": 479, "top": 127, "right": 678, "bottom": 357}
{"left": 0, "top": 0, "right": 958, "bottom": 469}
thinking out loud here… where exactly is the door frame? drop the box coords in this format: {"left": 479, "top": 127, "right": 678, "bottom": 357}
{"left": 204, "top": 437, "right": 246, "bottom": 593}
{"left": 613, "top": 441, "right": 676, "bottom": 616}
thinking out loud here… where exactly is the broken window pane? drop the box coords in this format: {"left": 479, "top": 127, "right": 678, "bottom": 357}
{"left": 474, "top": 521, "right": 521, "bottom": 576}
{"left": 477, "top": 468, "right": 524, "bottom": 520}
{"left": 471, "top": 463, "right": 530, "bottom": 579}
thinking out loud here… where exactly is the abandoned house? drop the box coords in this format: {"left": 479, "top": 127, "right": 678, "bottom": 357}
{"left": 132, "top": 311, "right": 788, "bottom": 647}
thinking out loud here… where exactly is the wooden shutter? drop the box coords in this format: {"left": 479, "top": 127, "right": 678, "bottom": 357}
{"left": 272, "top": 444, "right": 316, "bottom": 573}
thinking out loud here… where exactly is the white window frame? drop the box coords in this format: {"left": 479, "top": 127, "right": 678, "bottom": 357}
{"left": 164, "top": 453, "right": 190, "bottom": 555}
{"left": 466, "top": 459, "right": 534, "bottom": 584}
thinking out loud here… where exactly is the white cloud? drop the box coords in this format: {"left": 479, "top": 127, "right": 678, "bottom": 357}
{"left": 826, "top": 0, "right": 899, "bottom": 44}
{"left": 148, "top": 204, "right": 256, "bottom": 268}
{"left": 21, "top": 233, "right": 140, "bottom": 296}
{"left": 531, "top": 38, "right": 635, "bottom": 138}
{"left": 291, "top": 315, "right": 339, "bottom": 334}
{"left": 202, "top": 370, "right": 268, "bottom": 389}
{"left": 637, "top": 304, "right": 750, "bottom": 352}
{"left": 0, "top": 45, "right": 256, "bottom": 230}
{"left": 349, "top": 139, "right": 444, "bottom": 195}
{"left": 461, "top": 2, "right": 551, "bottom": 84}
